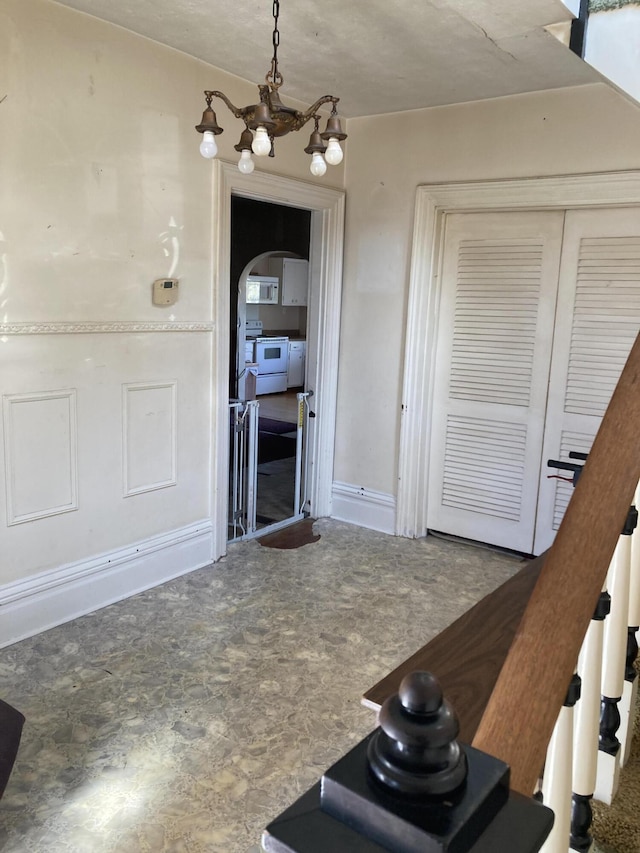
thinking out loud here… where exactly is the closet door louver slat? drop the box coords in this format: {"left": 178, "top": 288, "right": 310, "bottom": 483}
{"left": 442, "top": 416, "right": 526, "bottom": 521}
{"left": 566, "top": 237, "right": 640, "bottom": 417}
{"left": 450, "top": 241, "right": 543, "bottom": 408}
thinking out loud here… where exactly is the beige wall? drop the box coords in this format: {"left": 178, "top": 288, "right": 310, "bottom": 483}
{"left": 5, "top": 0, "right": 640, "bottom": 628}
{"left": 336, "top": 83, "right": 640, "bottom": 496}
{"left": 0, "top": 0, "right": 342, "bottom": 601}
{"left": 1, "top": 0, "right": 341, "bottom": 328}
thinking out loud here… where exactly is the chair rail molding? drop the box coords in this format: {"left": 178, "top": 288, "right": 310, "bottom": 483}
{"left": 211, "top": 161, "right": 345, "bottom": 561}
{"left": 396, "top": 170, "right": 640, "bottom": 539}
{"left": 0, "top": 321, "right": 214, "bottom": 334}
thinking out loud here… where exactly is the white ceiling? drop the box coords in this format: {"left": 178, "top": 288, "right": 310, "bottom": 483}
{"left": 51, "top": 0, "right": 602, "bottom": 117}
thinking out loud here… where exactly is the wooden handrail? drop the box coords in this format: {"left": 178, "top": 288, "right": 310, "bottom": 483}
{"left": 472, "top": 332, "right": 640, "bottom": 795}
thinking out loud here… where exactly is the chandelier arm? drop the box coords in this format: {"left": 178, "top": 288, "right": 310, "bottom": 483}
{"left": 291, "top": 97, "right": 340, "bottom": 132}
{"left": 205, "top": 90, "right": 252, "bottom": 121}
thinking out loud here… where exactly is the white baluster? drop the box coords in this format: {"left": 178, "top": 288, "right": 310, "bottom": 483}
{"left": 620, "top": 482, "right": 640, "bottom": 766}
{"left": 595, "top": 534, "right": 632, "bottom": 804}
{"left": 572, "top": 592, "right": 609, "bottom": 852}
{"left": 540, "top": 674, "right": 581, "bottom": 853}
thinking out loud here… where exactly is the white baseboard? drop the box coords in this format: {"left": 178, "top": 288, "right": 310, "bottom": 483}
{"left": 0, "top": 520, "right": 214, "bottom": 648}
{"left": 330, "top": 482, "right": 396, "bottom": 534}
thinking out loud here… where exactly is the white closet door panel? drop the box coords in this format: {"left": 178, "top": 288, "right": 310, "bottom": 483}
{"left": 534, "top": 209, "right": 640, "bottom": 554}
{"left": 428, "top": 211, "right": 565, "bottom": 553}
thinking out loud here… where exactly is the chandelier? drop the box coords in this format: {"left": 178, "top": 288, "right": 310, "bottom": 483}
{"left": 195, "top": 0, "right": 346, "bottom": 177}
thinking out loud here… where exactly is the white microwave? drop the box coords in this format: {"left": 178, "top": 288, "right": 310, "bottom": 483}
{"left": 246, "top": 275, "right": 279, "bottom": 305}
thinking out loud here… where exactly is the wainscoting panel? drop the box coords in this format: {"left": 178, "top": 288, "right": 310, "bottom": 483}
{"left": 1, "top": 332, "right": 212, "bottom": 589}
{"left": 331, "top": 481, "right": 396, "bottom": 534}
{"left": 123, "top": 381, "right": 177, "bottom": 496}
{"left": 3, "top": 389, "right": 78, "bottom": 525}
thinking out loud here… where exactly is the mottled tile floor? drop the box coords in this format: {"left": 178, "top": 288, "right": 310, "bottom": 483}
{"left": 0, "top": 521, "right": 535, "bottom": 851}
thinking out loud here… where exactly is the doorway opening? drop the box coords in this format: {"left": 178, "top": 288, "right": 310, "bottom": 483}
{"left": 210, "top": 161, "right": 345, "bottom": 563}
{"left": 229, "top": 197, "right": 312, "bottom": 542}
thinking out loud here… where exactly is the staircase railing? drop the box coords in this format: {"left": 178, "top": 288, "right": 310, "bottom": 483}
{"left": 472, "top": 332, "right": 640, "bottom": 790}
{"left": 262, "top": 331, "right": 640, "bottom": 852}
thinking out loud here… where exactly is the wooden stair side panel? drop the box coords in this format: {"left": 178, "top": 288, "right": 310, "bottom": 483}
{"left": 362, "top": 555, "right": 545, "bottom": 744}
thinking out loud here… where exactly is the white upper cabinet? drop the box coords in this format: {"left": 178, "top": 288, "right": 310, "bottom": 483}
{"left": 269, "top": 257, "right": 309, "bottom": 306}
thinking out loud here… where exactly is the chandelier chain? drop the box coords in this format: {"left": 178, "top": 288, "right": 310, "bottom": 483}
{"left": 267, "top": 0, "right": 283, "bottom": 89}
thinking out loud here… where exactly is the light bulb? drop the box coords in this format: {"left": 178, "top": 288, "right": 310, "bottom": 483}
{"left": 324, "top": 137, "right": 343, "bottom": 166}
{"left": 238, "top": 149, "right": 255, "bottom": 174}
{"left": 199, "top": 130, "right": 218, "bottom": 159}
{"left": 310, "top": 152, "right": 327, "bottom": 177}
{"left": 252, "top": 126, "right": 271, "bottom": 156}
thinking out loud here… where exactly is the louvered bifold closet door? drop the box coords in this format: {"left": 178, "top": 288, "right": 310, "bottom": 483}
{"left": 428, "top": 211, "right": 564, "bottom": 553}
{"left": 533, "top": 208, "right": 640, "bottom": 554}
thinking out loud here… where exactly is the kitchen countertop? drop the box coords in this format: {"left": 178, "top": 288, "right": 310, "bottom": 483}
{"left": 262, "top": 330, "right": 306, "bottom": 342}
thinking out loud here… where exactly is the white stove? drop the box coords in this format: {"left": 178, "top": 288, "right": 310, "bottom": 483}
{"left": 244, "top": 320, "right": 289, "bottom": 394}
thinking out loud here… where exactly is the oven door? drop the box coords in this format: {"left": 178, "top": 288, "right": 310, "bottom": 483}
{"left": 255, "top": 339, "right": 288, "bottom": 375}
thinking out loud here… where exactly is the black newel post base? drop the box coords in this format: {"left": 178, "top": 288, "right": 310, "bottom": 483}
{"left": 263, "top": 672, "right": 553, "bottom": 853}
{"left": 570, "top": 792, "right": 593, "bottom": 852}
{"left": 322, "top": 735, "right": 508, "bottom": 853}
{"left": 625, "top": 627, "right": 639, "bottom": 683}
{"left": 599, "top": 695, "right": 622, "bottom": 756}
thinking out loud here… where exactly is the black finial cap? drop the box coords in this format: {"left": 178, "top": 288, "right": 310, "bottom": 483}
{"left": 367, "top": 671, "right": 468, "bottom": 798}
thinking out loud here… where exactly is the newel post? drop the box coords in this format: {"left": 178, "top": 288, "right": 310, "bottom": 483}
{"left": 262, "top": 672, "right": 553, "bottom": 853}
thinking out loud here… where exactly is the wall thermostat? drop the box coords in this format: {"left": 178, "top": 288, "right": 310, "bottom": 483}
{"left": 153, "top": 278, "right": 179, "bottom": 306}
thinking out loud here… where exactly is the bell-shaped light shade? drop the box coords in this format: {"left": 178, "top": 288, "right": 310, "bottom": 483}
{"left": 199, "top": 130, "right": 218, "bottom": 159}
{"left": 252, "top": 127, "right": 271, "bottom": 157}
{"left": 324, "top": 137, "right": 343, "bottom": 166}
{"left": 310, "top": 152, "right": 327, "bottom": 177}
{"left": 238, "top": 149, "right": 255, "bottom": 174}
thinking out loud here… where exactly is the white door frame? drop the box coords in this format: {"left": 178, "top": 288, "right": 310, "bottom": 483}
{"left": 396, "top": 170, "right": 640, "bottom": 539}
{"left": 210, "top": 161, "right": 345, "bottom": 560}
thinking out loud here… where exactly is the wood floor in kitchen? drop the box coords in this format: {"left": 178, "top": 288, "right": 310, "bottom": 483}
{"left": 256, "top": 390, "right": 301, "bottom": 422}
